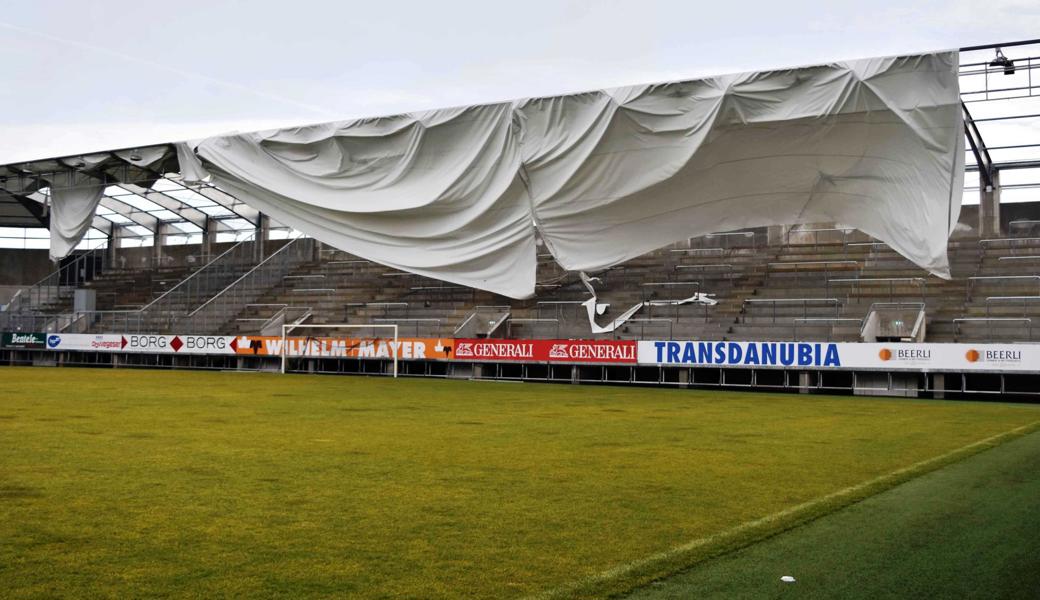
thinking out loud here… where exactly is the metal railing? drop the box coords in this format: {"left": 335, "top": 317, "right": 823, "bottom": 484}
{"left": 675, "top": 263, "right": 733, "bottom": 271}
{"left": 1, "top": 241, "right": 108, "bottom": 320}
{"left": 175, "top": 237, "right": 315, "bottom": 334}
{"left": 669, "top": 247, "right": 725, "bottom": 256}
{"left": 69, "top": 234, "right": 263, "bottom": 334}
{"left": 506, "top": 318, "right": 560, "bottom": 339}
{"left": 534, "top": 300, "right": 588, "bottom": 324}
{"left": 676, "top": 231, "right": 757, "bottom": 251}
{"left": 1009, "top": 220, "right": 1040, "bottom": 235}
{"left": 784, "top": 227, "right": 857, "bottom": 248}
{"left": 953, "top": 317, "right": 1033, "bottom": 340}
{"left": 793, "top": 317, "right": 864, "bottom": 341}
{"left": 768, "top": 260, "right": 860, "bottom": 281}
{"left": 847, "top": 241, "right": 890, "bottom": 250}
{"left": 372, "top": 317, "right": 444, "bottom": 337}
{"left": 980, "top": 237, "right": 1040, "bottom": 256}
{"left": 604, "top": 317, "right": 673, "bottom": 340}
{"left": 640, "top": 282, "right": 712, "bottom": 321}
{"left": 828, "top": 277, "right": 927, "bottom": 304}
{"left": 259, "top": 306, "right": 313, "bottom": 336}
{"left": 741, "top": 298, "right": 842, "bottom": 323}
{"left": 645, "top": 300, "right": 713, "bottom": 323}
{"left": 640, "top": 281, "right": 700, "bottom": 301}
{"left": 454, "top": 305, "right": 511, "bottom": 338}
{"left": 0, "top": 311, "right": 82, "bottom": 333}
{"left": 998, "top": 255, "right": 1040, "bottom": 261}
{"left": 980, "top": 237, "right": 1040, "bottom": 245}
{"left": 347, "top": 302, "right": 410, "bottom": 319}
{"left": 967, "top": 275, "right": 1040, "bottom": 300}
{"left": 984, "top": 295, "right": 1040, "bottom": 318}
{"left": 860, "top": 302, "right": 926, "bottom": 341}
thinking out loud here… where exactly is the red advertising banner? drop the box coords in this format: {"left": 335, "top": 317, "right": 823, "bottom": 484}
{"left": 454, "top": 339, "right": 636, "bottom": 363}
{"left": 546, "top": 340, "right": 637, "bottom": 363}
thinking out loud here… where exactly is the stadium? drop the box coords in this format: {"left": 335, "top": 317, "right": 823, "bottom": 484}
{"left": 2, "top": 19, "right": 1040, "bottom": 599}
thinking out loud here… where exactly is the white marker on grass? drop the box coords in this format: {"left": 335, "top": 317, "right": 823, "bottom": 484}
{"left": 780, "top": 575, "right": 796, "bottom": 583}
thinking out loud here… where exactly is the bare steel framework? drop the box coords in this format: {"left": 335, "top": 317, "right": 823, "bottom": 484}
{"left": 1, "top": 39, "right": 1038, "bottom": 250}
{"left": 961, "top": 39, "right": 1040, "bottom": 187}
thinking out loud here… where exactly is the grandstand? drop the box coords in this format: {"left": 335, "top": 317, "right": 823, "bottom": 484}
{"left": 2, "top": 40, "right": 1040, "bottom": 397}
{"left": 4, "top": 31, "right": 1040, "bottom": 600}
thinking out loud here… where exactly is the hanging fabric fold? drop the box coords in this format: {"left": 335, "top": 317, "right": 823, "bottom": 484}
{"left": 192, "top": 51, "right": 963, "bottom": 298}
{"left": 175, "top": 141, "right": 211, "bottom": 184}
{"left": 578, "top": 271, "right": 716, "bottom": 334}
{"left": 48, "top": 174, "right": 106, "bottom": 261}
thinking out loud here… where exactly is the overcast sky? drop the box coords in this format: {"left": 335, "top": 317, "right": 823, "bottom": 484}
{"left": 1, "top": 0, "right": 1038, "bottom": 165}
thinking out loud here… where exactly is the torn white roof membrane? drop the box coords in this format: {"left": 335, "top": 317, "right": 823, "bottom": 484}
{"left": 184, "top": 51, "right": 962, "bottom": 298}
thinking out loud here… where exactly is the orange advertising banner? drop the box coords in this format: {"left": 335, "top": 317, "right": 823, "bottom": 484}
{"left": 233, "top": 336, "right": 455, "bottom": 360}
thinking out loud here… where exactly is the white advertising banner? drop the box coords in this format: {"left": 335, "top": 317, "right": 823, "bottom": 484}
{"left": 42, "top": 333, "right": 238, "bottom": 355}
{"left": 637, "top": 340, "right": 1040, "bottom": 373}
{"left": 33, "top": 333, "right": 451, "bottom": 360}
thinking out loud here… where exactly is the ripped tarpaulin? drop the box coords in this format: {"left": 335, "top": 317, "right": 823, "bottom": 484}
{"left": 48, "top": 174, "right": 105, "bottom": 261}
{"left": 579, "top": 272, "right": 717, "bottom": 334}
{"left": 195, "top": 51, "right": 963, "bottom": 298}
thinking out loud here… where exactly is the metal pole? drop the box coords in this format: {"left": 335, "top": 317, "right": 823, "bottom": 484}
{"left": 280, "top": 323, "right": 288, "bottom": 374}
{"left": 960, "top": 39, "right": 1040, "bottom": 52}
{"left": 392, "top": 324, "right": 398, "bottom": 378}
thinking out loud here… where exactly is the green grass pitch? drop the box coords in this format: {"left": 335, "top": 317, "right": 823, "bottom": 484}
{"left": 627, "top": 428, "right": 1040, "bottom": 599}
{"left": 1, "top": 367, "right": 1038, "bottom": 599}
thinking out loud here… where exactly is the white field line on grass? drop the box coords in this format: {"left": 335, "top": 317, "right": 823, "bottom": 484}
{"left": 527, "top": 420, "right": 1040, "bottom": 600}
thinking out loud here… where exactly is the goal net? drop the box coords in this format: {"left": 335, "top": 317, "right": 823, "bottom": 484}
{"left": 280, "top": 323, "right": 399, "bottom": 377}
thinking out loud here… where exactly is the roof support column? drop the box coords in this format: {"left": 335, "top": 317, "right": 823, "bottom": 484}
{"left": 255, "top": 213, "right": 270, "bottom": 262}
{"left": 105, "top": 228, "right": 118, "bottom": 270}
{"left": 979, "top": 169, "right": 1002, "bottom": 237}
{"left": 152, "top": 225, "right": 164, "bottom": 268}
{"left": 202, "top": 217, "right": 217, "bottom": 263}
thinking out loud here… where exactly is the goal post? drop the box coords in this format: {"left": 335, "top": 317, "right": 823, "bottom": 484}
{"left": 280, "top": 323, "right": 399, "bottom": 378}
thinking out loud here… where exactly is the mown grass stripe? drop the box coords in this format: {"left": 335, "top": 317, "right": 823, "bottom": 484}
{"left": 530, "top": 421, "right": 1040, "bottom": 600}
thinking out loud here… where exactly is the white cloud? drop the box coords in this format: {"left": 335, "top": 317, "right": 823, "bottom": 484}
{"left": 2, "top": 0, "right": 1039, "bottom": 164}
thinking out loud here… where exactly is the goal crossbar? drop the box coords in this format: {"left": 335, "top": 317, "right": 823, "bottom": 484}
{"left": 280, "top": 323, "right": 399, "bottom": 377}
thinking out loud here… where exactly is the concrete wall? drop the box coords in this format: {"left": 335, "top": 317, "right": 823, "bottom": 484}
{"left": 0, "top": 248, "right": 53, "bottom": 285}
{"left": 114, "top": 242, "right": 239, "bottom": 270}
{"left": 1002, "top": 201, "right": 1040, "bottom": 232}
{"left": 0, "top": 249, "right": 53, "bottom": 306}
{"left": 0, "top": 238, "right": 294, "bottom": 307}
{"left": 954, "top": 200, "right": 1040, "bottom": 238}
{"left": 114, "top": 239, "right": 291, "bottom": 270}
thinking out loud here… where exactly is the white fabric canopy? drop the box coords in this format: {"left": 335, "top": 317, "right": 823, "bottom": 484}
{"left": 175, "top": 141, "right": 212, "bottom": 184}
{"left": 199, "top": 104, "right": 536, "bottom": 297}
{"left": 48, "top": 174, "right": 105, "bottom": 261}
{"left": 195, "top": 51, "right": 963, "bottom": 298}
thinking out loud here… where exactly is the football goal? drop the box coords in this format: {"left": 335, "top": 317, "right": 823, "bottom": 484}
{"left": 280, "top": 323, "right": 399, "bottom": 377}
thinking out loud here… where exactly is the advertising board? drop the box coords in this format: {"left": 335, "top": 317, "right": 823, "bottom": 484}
{"left": 454, "top": 339, "right": 637, "bottom": 363}
{"left": 637, "top": 340, "right": 1040, "bottom": 373}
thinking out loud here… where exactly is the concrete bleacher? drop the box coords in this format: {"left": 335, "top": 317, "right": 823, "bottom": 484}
{"left": 80, "top": 265, "right": 200, "bottom": 310}
{"left": 274, "top": 231, "right": 1037, "bottom": 343}
{"left": 195, "top": 226, "right": 1033, "bottom": 344}
{"left": 221, "top": 248, "right": 500, "bottom": 338}
{"left": 933, "top": 237, "right": 1040, "bottom": 342}
{"left": 6, "top": 224, "right": 1040, "bottom": 344}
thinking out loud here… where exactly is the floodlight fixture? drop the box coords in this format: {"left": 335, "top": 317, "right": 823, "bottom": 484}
{"left": 990, "top": 48, "right": 1015, "bottom": 75}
